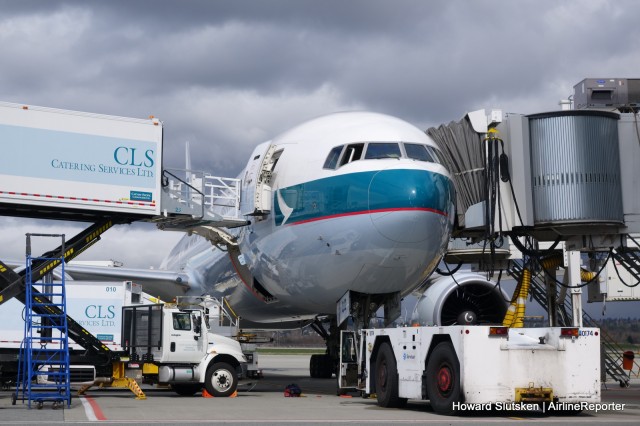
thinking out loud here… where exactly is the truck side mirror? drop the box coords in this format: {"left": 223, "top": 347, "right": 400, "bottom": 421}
{"left": 192, "top": 314, "right": 201, "bottom": 339}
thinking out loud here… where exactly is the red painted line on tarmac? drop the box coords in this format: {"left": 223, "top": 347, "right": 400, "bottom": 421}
{"left": 84, "top": 395, "right": 107, "bottom": 421}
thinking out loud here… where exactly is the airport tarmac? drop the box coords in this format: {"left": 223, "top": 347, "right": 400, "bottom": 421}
{"left": 0, "top": 354, "right": 638, "bottom": 425}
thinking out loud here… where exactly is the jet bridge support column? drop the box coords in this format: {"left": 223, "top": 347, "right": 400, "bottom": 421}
{"left": 565, "top": 249, "right": 583, "bottom": 327}
{"left": 544, "top": 270, "right": 558, "bottom": 327}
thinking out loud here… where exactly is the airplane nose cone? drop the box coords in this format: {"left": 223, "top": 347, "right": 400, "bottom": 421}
{"left": 368, "top": 169, "right": 446, "bottom": 244}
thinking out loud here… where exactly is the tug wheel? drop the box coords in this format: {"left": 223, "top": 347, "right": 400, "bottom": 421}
{"left": 375, "top": 342, "right": 407, "bottom": 408}
{"left": 426, "top": 342, "right": 461, "bottom": 415}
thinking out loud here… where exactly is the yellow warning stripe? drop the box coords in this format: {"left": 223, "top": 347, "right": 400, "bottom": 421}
{"left": 85, "top": 221, "right": 113, "bottom": 243}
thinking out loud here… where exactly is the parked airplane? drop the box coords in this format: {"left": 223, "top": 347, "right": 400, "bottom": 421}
{"left": 63, "top": 111, "right": 490, "bottom": 376}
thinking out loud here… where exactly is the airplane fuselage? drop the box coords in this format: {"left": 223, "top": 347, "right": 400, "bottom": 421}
{"left": 166, "top": 112, "right": 456, "bottom": 323}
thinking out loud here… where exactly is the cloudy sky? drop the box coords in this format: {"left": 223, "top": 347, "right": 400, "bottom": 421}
{"left": 1, "top": 1, "right": 638, "bottom": 315}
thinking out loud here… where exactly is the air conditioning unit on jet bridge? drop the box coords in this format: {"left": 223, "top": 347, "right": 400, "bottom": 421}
{"left": 573, "top": 78, "right": 640, "bottom": 111}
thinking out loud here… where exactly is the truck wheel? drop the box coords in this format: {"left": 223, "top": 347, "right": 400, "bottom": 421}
{"left": 205, "top": 362, "right": 238, "bottom": 397}
{"left": 375, "top": 343, "right": 407, "bottom": 408}
{"left": 426, "top": 342, "right": 461, "bottom": 415}
{"left": 172, "top": 384, "right": 202, "bottom": 396}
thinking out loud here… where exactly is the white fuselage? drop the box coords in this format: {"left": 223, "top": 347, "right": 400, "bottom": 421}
{"left": 163, "top": 112, "right": 455, "bottom": 323}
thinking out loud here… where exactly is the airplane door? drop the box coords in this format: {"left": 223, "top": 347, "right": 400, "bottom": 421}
{"left": 338, "top": 330, "right": 362, "bottom": 392}
{"left": 240, "top": 142, "right": 276, "bottom": 216}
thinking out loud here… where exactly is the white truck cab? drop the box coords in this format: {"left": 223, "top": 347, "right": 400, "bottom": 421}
{"left": 122, "top": 298, "right": 248, "bottom": 397}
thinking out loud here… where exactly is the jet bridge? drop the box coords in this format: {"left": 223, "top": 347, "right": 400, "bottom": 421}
{"left": 426, "top": 79, "right": 640, "bottom": 385}
{"left": 428, "top": 106, "right": 640, "bottom": 298}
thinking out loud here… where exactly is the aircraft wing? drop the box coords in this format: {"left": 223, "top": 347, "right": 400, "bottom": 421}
{"left": 2, "top": 259, "right": 191, "bottom": 302}
{"left": 62, "top": 264, "right": 191, "bottom": 301}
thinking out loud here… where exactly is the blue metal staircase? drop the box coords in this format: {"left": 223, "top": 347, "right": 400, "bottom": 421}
{"left": 13, "top": 234, "right": 71, "bottom": 409}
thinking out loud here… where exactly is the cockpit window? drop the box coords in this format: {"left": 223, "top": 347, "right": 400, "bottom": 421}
{"left": 404, "top": 143, "right": 435, "bottom": 162}
{"left": 426, "top": 146, "right": 445, "bottom": 164}
{"left": 365, "top": 143, "right": 401, "bottom": 159}
{"left": 339, "top": 143, "right": 365, "bottom": 166}
{"left": 323, "top": 146, "right": 344, "bottom": 169}
{"left": 324, "top": 142, "right": 443, "bottom": 170}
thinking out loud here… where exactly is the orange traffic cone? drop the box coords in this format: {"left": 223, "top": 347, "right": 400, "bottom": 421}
{"left": 202, "top": 388, "right": 214, "bottom": 398}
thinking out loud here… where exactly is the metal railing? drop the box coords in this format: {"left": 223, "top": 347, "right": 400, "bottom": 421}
{"left": 507, "top": 260, "right": 632, "bottom": 386}
{"left": 161, "top": 168, "right": 241, "bottom": 221}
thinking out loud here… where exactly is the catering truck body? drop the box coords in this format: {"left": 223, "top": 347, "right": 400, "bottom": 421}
{"left": 340, "top": 325, "right": 601, "bottom": 415}
{"left": 0, "top": 281, "right": 156, "bottom": 385}
{"left": 0, "top": 101, "right": 163, "bottom": 217}
{"left": 0, "top": 281, "right": 154, "bottom": 353}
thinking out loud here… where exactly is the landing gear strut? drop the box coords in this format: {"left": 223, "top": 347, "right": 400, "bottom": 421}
{"left": 308, "top": 291, "right": 401, "bottom": 381}
{"left": 309, "top": 318, "right": 339, "bottom": 378}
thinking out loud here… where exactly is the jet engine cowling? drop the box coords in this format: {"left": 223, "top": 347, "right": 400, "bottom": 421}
{"left": 411, "top": 272, "right": 508, "bottom": 326}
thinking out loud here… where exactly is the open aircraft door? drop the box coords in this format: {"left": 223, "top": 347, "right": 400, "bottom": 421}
{"left": 240, "top": 142, "right": 280, "bottom": 216}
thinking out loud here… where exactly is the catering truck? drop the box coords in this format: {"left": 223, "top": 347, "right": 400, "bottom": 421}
{"left": 0, "top": 101, "right": 163, "bottom": 218}
{"left": 120, "top": 297, "right": 248, "bottom": 397}
{"left": 339, "top": 325, "right": 601, "bottom": 415}
{"left": 0, "top": 282, "right": 249, "bottom": 398}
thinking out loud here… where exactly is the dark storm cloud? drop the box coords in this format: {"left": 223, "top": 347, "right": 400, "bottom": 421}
{"left": 80, "top": 0, "right": 640, "bottom": 129}
{"left": 0, "top": 0, "right": 442, "bottom": 99}
{"left": 1, "top": 0, "right": 640, "bottom": 317}
{"left": 2, "top": 0, "right": 640, "bottom": 175}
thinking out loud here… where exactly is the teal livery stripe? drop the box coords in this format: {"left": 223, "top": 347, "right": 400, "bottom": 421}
{"left": 274, "top": 169, "right": 454, "bottom": 226}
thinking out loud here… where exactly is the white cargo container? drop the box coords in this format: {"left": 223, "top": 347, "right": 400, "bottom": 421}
{"left": 0, "top": 281, "right": 155, "bottom": 352}
{"left": 0, "top": 102, "right": 163, "bottom": 217}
